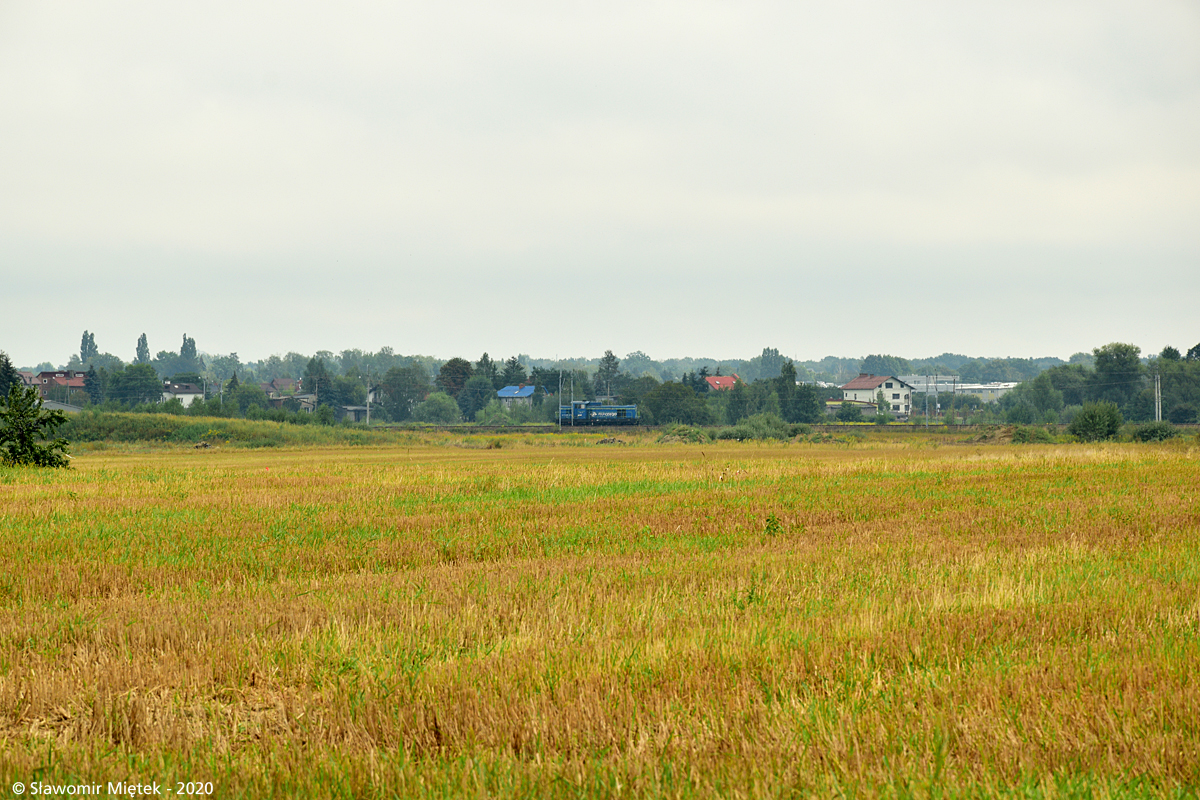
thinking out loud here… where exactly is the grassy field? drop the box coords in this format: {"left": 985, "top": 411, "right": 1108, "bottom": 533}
{"left": 1, "top": 432, "right": 1198, "bottom": 798}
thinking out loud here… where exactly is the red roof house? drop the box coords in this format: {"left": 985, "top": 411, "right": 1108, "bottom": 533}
{"left": 704, "top": 375, "right": 741, "bottom": 391}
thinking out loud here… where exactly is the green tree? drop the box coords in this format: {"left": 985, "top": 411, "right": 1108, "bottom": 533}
{"left": 682, "top": 368, "right": 710, "bottom": 395}
{"left": 529, "top": 366, "right": 560, "bottom": 396}
{"left": 1001, "top": 372, "right": 1064, "bottom": 418}
{"left": 458, "top": 375, "right": 497, "bottom": 421}
{"left": 772, "top": 361, "right": 820, "bottom": 424}
{"left": 725, "top": 380, "right": 749, "bottom": 424}
{"left": 623, "top": 351, "right": 656, "bottom": 378}
{"left": 379, "top": 365, "right": 432, "bottom": 421}
{"left": 0, "top": 383, "right": 70, "bottom": 467}
{"left": 596, "top": 350, "right": 621, "bottom": 395}
{"left": 836, "top": 401, "right": 863, "bottom": 423}
{"left": 746, "top": 381, "right": 781, "bottom": 419}
{"left": 0, "top": 351, "right": 21, "bottom": 398}
{"left": 230, "top": 383, "right": 269, "bottom": 415}
{"left": 1026, "top": 371, "right": 1064, "bottom": 414}
{"left": 1090, "top": 343, "right": 1143, "bottom": 409}
{"left": 1043, "top": 363, "right": 1090, "bottom": 407}
{"left": 80, "top": 331, "right": 98, "bottom": 364}
{"left": 437, "top": 358, "right": 474, "bottom": 398}
{"left": 1160, "top": 345, "right": 1181, "bottom": 362}
{"left": 860, "top": 354, "right": 911, "bottom": 377}
{"left": 755, "top": 347, "right": 788, "bottom": 381}
{"left": 501, "top": 356, "right": 528, "bottom": 388}
{"left": 303, "top": 358, "right": 332, "bottom": 403}
{"left": 643, "top": 382, "right": 714, "bottom": 425}
{"left": 617, "top": 375, "right": 661, "bottom": 408}
{"left": 181, "top": 334, "right": 198, "bottom": 365}
{"left": 475, "top": 353, "right": 501, "bottom": 390}
{"left": 789, "top": 384, "right": 823, "bottom": 424}
{"left": 328, "top": 375, "right": 367, "bottom": 408}
{"left": 1006, "top": 401, "right": 1037, "bottom": 425}
{"left": 207, "top": 353, "right": 242, "bottom": 388}
{"left": 1068, "top": 401, "right": 1123, "bottom": 442}
{"left": 876, "top": 389, "right": 889, "bottom": 414}
{"left": 414, "top": 392, "right": 461, "bottom": 424}
{"left": 84, "top": 366, "right": 104, "bottom": 405}
{"left": 136, "top": 333, "right": 150, "bottom": 364}
{"left": 109, "top": 364, "right": 163, "bottom": 406}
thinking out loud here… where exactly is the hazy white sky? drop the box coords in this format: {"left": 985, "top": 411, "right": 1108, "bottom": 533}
{"left": 3, "top": 1, "right": 1198, "bottom": 368}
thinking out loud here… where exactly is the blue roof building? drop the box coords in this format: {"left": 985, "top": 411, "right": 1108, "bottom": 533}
{"left": 497, "top": 385, "right": 540, "bottom": 406}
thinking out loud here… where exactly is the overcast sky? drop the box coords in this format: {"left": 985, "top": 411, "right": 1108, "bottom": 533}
{"left": 2, "top": 1, "right": 1198, "bottom": 369}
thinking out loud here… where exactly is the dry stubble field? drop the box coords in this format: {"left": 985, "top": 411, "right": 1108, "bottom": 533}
{"left": 1, "top": 432, "right": 1199, "bottom": 798}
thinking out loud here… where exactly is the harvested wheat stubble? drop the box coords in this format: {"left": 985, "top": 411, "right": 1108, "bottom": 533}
{"left": 1, "top": 436, "right": 1198, "bottom": 798}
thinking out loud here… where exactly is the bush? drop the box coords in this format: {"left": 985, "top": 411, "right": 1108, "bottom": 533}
{"left": 657, "top": 425, "right": 710, "bottom": 443}
{"left": 1011, "top": 425, "right": 1056, "bottom": 444}
{"left": 413, "top": 392, "right": 460, "bottom": 424}
{"left": 1006, "top": 402, "right": 1037, "bottom": 425}
{"left": 475, "top": 401, "right": 513, "bottom": 426}
{"left": 1068, "top": 401, "right": 1123, "bottom": 442}
{"left": 713, "top": 415, "right": 811, "bottom": 442}
{"left": 715, "top": 425, "right": 755, "bottom": 441}
{"left": 835, "top": 402, "right": 863, "bottom": 423}
{"left": 1130, "top": 421, "right": 1178, "bottom": 442}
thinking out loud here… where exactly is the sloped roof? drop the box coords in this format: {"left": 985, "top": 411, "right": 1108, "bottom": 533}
{"left": 164, "top": 383, "right": 203, "bottom": 394}
{"left": 840, "top": 374, "right": 915, "bottom": 391}
{"left": 497, "top": 385, "right": 537, "bottom": 399}
{"left": 705, "top": 375, "right": 741, "bottom": 391}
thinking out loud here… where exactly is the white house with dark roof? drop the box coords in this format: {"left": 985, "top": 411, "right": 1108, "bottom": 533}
{"left": 162, "top": 382, "right": 204, "bottom": 407}
{"left": 840, "top": 374, "right": 915, "bottom": 416}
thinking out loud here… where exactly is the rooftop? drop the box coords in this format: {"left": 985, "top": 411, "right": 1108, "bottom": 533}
{"left": 497, "top": 384, "right": 538, "bottom": 399}
{"left": 705, "top": 375, "right": 740, "bottom": 391}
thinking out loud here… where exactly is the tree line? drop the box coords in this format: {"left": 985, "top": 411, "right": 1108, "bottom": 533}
{"left": 10, "top": 332, "right": 1200, "bottom": 427}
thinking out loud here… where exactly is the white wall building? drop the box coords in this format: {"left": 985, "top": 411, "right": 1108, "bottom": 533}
{"left": 162, "top": 382, "right": 204, "bottom": 407}
{"left": 899, "top": 376, "right": 1020, "bottom": 403}
{"left": 840, "top": 374, "right": 915, "bottom": 416}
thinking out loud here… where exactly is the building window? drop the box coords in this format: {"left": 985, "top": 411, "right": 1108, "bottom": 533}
{"left": 892, "top": 393, "right": 900, "bottom": 399}
{"left": 885, "top": 382, "right": 893, "bottom": 388}
{"left": 892, "top": 404, "right": 900, "bottom": 411}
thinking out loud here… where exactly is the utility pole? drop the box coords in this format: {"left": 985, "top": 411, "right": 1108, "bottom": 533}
{"left": 1155, "top": 371, "right": 1162, "bottom": 422}
{"left": 365, "top": 365, "right": 370, "bottom": 426}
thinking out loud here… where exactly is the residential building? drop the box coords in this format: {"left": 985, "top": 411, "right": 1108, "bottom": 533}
{"left": 162, "top": 382, "right": 204, "bottom": 407}
{"left": 840, "top": 374, "right": 915, "bottom": 416}
{"left": 497, "top": 384, "right": 541, "bottom": 407}
{"left": 34, "top": 371, "right": 87, "bottom": 403}
{"left": 704, "top": 375, "right": 741, "bottom": 391}
{"left": 259, "top": 377, "right": 299, "bottom": 397}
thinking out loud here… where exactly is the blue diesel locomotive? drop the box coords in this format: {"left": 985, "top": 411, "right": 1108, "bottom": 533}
{"left": 558, "top": 400, "right": 639, "bottom": 425}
